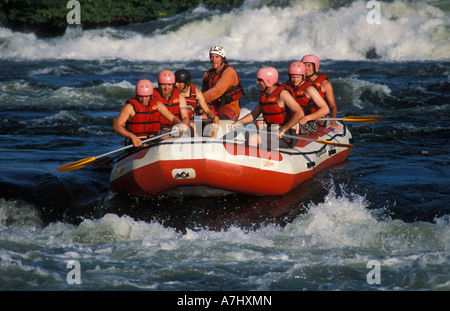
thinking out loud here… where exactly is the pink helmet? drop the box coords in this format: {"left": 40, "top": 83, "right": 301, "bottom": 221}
{"left": 257, "top": 67, "right": 278, "bottom": 87}
{"left": 301, "top": 54, "right": 320, "bottom": 72}
{"left": 158, "top": 70, "right": 175, "bottom": 84}
{"left": 135, "top": 79, "right": 153, "bottom": 96}
{"left": 288, "top": 61, "right": 306, "bottom": 76}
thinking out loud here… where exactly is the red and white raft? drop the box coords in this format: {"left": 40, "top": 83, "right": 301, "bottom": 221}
{"left": 109, "top": 120, "right": 353, "bottom": 198}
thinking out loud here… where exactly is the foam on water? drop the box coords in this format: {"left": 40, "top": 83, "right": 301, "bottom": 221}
{"left": 333, "top": 76, "right": 393, "bottom": 110}
{"left": 0, "top": 80, "right": 134, "bottom": 108}
{"left": 0, "top": 198, "right": 43, "bottom": 228}
{"left": 0, "top": 0, "right": 448, "bottom": 61}
{"left": 1, "top": 187, "right": 448, "bottom": 290}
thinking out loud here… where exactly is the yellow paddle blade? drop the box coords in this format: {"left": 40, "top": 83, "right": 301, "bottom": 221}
{"left": 342, "top": 116, "right": 382, "bottom": 124}
{"left": 316, "top": 139, "right": 354, "bottom": 148}
{"left": 57, "top": 157, "right": 96, "bottom": 173}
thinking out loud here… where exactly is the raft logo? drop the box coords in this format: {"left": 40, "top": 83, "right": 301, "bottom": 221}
{"left": 366, "top": 1, "right": 381, "bottom": 24}
{"left": 66, "top": 0, "right": 81, "bottom": 25}
{"left": 366, "top": 260, "right": 381, "bottom": 285}
{"left": 66, "top": 260, "right": 81, "bottom": 285}
{"left": 172, "top": 168, "right": 196, "bottom": 179}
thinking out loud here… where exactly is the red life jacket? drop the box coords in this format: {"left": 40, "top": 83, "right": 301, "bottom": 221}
{"left": 154, "top": 88, "right": 182, "bottom": 128}
{"left": 202, "top": 64, "right": 244, "bottom": 109}
{"left": 289, "top": 81, "right": 318, "bottom": 115}
{"left": 125, "top": 98, "right": 160, "bottom": 136}
{"left": 307, "top": 74, "right": 329, "bottom": 101}
{"left": 259, "top": 84, "right": 290, "bottom": 125}
{"left": 184, "top": 84, "right": 198, "bottom": 119}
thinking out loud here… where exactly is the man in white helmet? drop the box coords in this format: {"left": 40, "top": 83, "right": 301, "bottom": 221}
{"left": 201, "top": 45, "right": 244, "bottom": 120}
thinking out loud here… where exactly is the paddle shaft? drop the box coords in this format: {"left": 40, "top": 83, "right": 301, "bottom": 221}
{"left": 235, "top": 127, "right": 353, "bottom": 148}
{"left": 94, "top": 131, "right": 174, "bottom": 159}
{"left": 255, "top": 116, "right": 381, "bottom": 124}
{"left": 318, "top": 116, "right": 382, "bottom": 123}
{"left": 57, "top": 130, "right": 177, "bottom": 173}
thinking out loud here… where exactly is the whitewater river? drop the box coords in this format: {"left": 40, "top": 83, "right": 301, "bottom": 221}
{"left": 0, "top": 0, "right": 448, "bottom": 293}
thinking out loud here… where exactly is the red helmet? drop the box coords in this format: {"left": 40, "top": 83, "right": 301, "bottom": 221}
{"left": 135, "top": 79, "right": 153, "bottom": 96}
{"left": 158, "top": 70, "right": 175, "bottom": 84}
{"left": 301, "top": 54, "right": 320, "bottom": 72}
{"left": 257, "top": 67, "right": 278, "bottom": 87}
{"left": 288, "top": 61, "right": 306, "bottom": 76}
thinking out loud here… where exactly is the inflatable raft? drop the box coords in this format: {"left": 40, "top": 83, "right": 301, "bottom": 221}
{"left": 109, "top": 120, "right": 353, "bottom": 198}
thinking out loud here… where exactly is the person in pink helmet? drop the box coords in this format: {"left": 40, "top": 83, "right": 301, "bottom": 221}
{"left": 202, "top": 45, "right": 244, "bottom": 120}
{"left": 230, "top": 67, "right": 304, "bottom": 148}
{"left": 113, "top": 79, "right": 161, "bottom": 147}
{"left": 153, "top": 70, "right": 190, "bottom": 135}
{"left": 286, "top": 61, "right": 330, "bottom": 135}
{"left": 301, "top": 54, "right": 339, "bottom": 129}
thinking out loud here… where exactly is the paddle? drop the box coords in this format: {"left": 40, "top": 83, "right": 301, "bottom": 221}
{"left": 234, "top": 127, "right": 354, "bottom": 148}
{"left": 318, "top": 115, "right": 382, "bottom": 124}
{"left": 57, "top": 131, "right": 176, "bottom": 173}
{"left": 255, "top": 115, "right": 382, "bottom": 124}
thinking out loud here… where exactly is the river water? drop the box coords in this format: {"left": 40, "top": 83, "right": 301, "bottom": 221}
{"left": 0, "top": 0, "right": 449, "bottom": 292}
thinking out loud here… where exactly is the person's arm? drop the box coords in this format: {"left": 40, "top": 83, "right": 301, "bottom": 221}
{"left": 195, "top": 88, "right": 219, "bottom": 123}
{"left": 300, "top": 86, "right": 329, "bottom": 124}
{"left": 322, "top": 80, "right": 340, "bottom": 129}
{"left": 202, "top": 67, "right": 238, "bottom": 104}
{"left": 113, "top": 103, "right": 142, "bottom": 147}
{"left": 157, "top": 101, "right": 181, "bottom": 125}
{"left": 278, "top": 90, "right": 304, "bottom": 137}
{"left": 178, "top": 94, "right": 190, "bottom": 125}
{"left": 230, "top": 104, "right": 261, "bottom": 129}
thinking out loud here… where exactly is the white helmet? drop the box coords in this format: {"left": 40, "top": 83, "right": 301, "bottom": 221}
{"left": 209, "top": 45, "right": 226, "bottom": 58}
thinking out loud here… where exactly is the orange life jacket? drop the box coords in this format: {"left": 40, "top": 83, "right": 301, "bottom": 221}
{"left": 153, "top": 88, "right": 182, "bottom": 128}
{"left": 202, "top": 64, "right": 243, "bottom": 109}
{"left": 259, "top": 84, "right": 290, "bottom": 125}
{"left": 125, "top": 98, "right": 160, "bottom": 136}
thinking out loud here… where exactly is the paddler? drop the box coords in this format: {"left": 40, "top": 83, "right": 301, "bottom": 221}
{"left": 175, "top": 69, "right": 219, "bottom": 137}
{"left": 113, "top": 79, "right": 161, "bottom": 147}
{"left": 174, "top": 69, "right": 218, "bottom": 123}
{"left": 301, "top": 54, "right": 340, "bottom": 130}
{"left": 201, "top": 45, "right": 244, "bottom": 120}
{"left": 230, "top": 67, "right": 304, "bottom": 148}
{"left": 285, "top": 61, "right": 329, "bottom": 135}
{"left": 153, "top": 70, "right": 190, "bottom": 136}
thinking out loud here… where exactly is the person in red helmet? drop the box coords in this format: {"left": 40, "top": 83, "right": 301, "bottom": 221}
{"left": 113, "top": 79, "right": 161, "bottom": 147}
{"left": 230, "top": 67, "right": 304, "bottom": 148}
{"left": 301, "top": 54, "right": 339, "bottom": 129}
{"left": 153, "top": 70, "right": 190, "bottom": 135}
{"left": 286, "top": 61, "right": 329, "bottom": 134}
{"left": 202, "top": 45, "right": 244, "bottom": 120}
